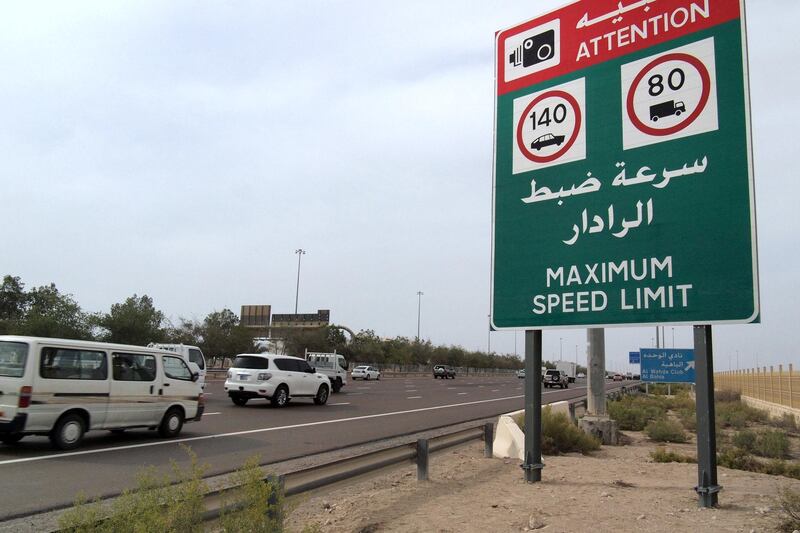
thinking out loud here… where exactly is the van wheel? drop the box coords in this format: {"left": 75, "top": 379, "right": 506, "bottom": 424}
{"left": 231, "top": 395, "right": 248, "bottom": 407}
{"left": 271, "top": 386, "right": 289, "bottom": 408}
{"left": 51, "top": 413, "right": 86, "bottom": 450}
{"left": 0, "top": 434, "right": 24, "bottom": 445}
{"left": 314, "top": 384, "right": 329, "bottom": 405}
{"left": 332, "top": 379, "right": 342, "bottom": 393}
{"left": 158, "top": 408, "right": 184, "bottom": 438}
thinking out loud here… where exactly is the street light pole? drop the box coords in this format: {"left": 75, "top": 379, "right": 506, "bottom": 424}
{"left": 416, "top": 291, "right": 424, "bottom": 340}
{"left": 294, "top": 249, "right": 306, "bottom": 314}
{"left": 487, "top": 315, "right": 491, "bottom": 354}
{"left": 672, "top": 327, "right": 675, "bottom": 348}
{"left": 559, "top": 337, "right": 563, "bottom": 360}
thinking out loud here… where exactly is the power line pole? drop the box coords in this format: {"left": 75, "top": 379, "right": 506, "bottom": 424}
{"left": 294, "top": 249, "right": 306, "bottom": 314}
{"left": 416, "top": 291, "right": 424, "bottom": 340}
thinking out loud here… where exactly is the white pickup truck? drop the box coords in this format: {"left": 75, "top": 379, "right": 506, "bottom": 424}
{"left": 305, "top": 352, "right": 348, "bottom": 393}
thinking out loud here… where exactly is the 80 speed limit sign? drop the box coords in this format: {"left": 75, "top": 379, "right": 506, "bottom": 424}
{"left": 622, "top": 38, "right": 718, "bottom": 150}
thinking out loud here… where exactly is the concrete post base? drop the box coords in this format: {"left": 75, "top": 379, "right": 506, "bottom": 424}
{"left": 579, "top": 415, "right": 619, "bottom": 445}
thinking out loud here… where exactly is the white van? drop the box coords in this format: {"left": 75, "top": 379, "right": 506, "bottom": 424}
{"left": 305, "top": 352, "right": 348, "bottom": 393}
{"left": 0, "top": 336, "right": 204, "bottom": 450}
{"left": 148, "top": 343, "right": 207, "bottom": 389}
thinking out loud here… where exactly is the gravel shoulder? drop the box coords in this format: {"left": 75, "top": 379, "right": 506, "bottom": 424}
{"left": 286, "top": 431, "right": 800, "bottom": 533}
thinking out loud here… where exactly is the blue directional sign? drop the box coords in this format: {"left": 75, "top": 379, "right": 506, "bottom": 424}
{"left": 629, "top": 351, "right": 640, "bottom": 365}
{"left": 640, "top": 348, "right": 695, "bottom": 383}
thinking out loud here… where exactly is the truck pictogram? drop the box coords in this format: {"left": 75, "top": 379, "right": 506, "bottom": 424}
{"left": 649, "top": 100, "right": 686, "bottom": 121}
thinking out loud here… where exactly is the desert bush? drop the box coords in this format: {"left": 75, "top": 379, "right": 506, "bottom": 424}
{"left": 220, "top": 456, "right": 284, "bottom": 533}
{"left": 774, "top": 413, "right": 798, "bottom": 432}
{"left": 732, "top": 429, "right": 757, "bottom": 452}
{"left": 717, "top": 447, "right": 761, "bottom": 472}
{"left": 608, "top": 396, "right": 666, "bottom": 431}
{"left": 754, "top": 429, "right": 790, "bottom": 459}
{"left": 650, "top": 446, "right": 696, "bottom": 463}
{"left": 644, "top": 419, "right": 688, "bottom": 443}
{"left": 59, "top": 447, "right": 207, "bottom": 533}
{"left": 514, "top": 407, "right": 601, "bottom": 455}
{"left": 777, "top": 487, "right": 800, "bottom": 532}
{"left": 677, "top": 407, "right": 697, "bottom": 432}
{"left": 716, "top": 399, "right": 768, "bottom": 429}
{"left": 715, "top": 389, "right": 741, "bottom": 402}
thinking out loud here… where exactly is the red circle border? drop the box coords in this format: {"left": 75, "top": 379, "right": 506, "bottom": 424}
{"left": 626, "top": 52, "right": 711, "bottom": 137}
{"left": 516, "top": 90, "right": 582, "bottom": 163}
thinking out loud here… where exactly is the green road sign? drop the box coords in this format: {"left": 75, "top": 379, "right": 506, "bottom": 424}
{"left": 491, "top": 0, "right": 758, "bottom": 330}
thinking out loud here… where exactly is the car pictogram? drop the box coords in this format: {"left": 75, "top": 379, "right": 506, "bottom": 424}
{"left": 530, "top": 133, "right": 565, "bottom": 150}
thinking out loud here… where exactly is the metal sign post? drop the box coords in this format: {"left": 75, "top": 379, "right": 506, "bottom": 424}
{"left": 523, "top": 330, "right": 543, "bottom": 482}
{"left": 694, "top": 324, "right": 719, "bottom": 506}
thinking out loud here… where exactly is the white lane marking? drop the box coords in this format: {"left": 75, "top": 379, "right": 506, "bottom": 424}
{"left": 406, "top": 390, "right": 417, "bottom": 393}
{"left": 357, "top": 387, "right": 371, "bottom": 390}
{"left": 203, "top": 393, "right": 214, "bottom": 395}
{"left": 457, "top": 392, "right": 468, "bottom": 395}
{"left": 491, "top": 389, "right": 500, "bottom": 392}
{"left": 204, "top": 412, "right": 221, "bottom": 416}
{"left": 0, "top": 393, "right": 533, "bottom": 466}
{"left": 407, "top": 396, "right": 422, "bottom": 399}
{"left": 447, "top": 387, "right": 456, "bottom": 390}
{"left": 478, "top": 385, "right": 484, "bottom": 388}
{"left": 347, "top": 392, "right": 364, "bottom": 396}
{"left": 329, "top": 402, "right": 351, "bottom": 406}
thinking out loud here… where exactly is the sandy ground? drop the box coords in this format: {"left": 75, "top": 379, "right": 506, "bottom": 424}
{"left": 285, "top": 432, "right": 800, "bottom": 533}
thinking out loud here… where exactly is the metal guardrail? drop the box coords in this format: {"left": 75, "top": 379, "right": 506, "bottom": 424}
{"left": 201, "top": 423, "right": 494, "bottom": 522}
{"left": 567, "top": 383, "right": 641, "bottom": 421}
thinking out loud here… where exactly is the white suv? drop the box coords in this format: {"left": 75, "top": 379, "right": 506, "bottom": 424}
{"left": 224, "top": 353, "right": 331, "bottom": 407}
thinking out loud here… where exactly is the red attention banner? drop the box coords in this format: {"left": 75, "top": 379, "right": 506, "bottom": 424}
{"left": 496, "top": 0, "right": 740, "bottom": 96}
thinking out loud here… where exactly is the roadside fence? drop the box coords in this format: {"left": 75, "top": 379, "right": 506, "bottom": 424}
{"left": 715, "top": 364, "right": 798, "bottom": 409}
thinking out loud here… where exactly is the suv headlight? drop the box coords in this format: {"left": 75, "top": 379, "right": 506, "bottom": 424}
{"left": 257, "top": 372, "right": 272, "bottom": 381}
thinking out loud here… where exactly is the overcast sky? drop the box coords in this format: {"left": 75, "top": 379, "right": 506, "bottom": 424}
{"left": 1, "top": 1, "right": 796, "bottom": 372}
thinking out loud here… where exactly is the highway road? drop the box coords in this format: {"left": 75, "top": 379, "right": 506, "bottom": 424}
{"left": 0, "top": 374, "right": 629, "bottom": 520}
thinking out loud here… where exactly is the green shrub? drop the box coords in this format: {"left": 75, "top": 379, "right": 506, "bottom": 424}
{"left": 777, "top": 487, "right": 800, "bottom": 532}
{"left": 732, "top": 429, "right": 757, "bottom": 452}
{"left": 59, "top": 447, "right": 207, "bottom": 533}
{"left": 716, "top": 400, "right": 768, "bottom": 429}
{"left": 717, "top": 447, "right": 761, "bottom": 472}
{"left": 220, "top": 456, "right": 284, "bottom": 533}
{"left": 754, "top": 429, "right": 790, "bottom": 459}
{"left": 775, "top": 413, "right": 798, "bottom": 432}
{"left": 650, "top": 446, "right": 696, "bottom": 463}
{"left": 608, "top": 396, "right": 666, "bottom": 430}
{"left": 515, "top": 407, "right": 601, "bottom": 455}
{"left": 677, "top": 407, "right": 697, "bottom": 432}
{"left": 715, "top": 389, "right": 741, "bottom": 402}
{"left": 644, "top": 419, "right": 688, "bottom": 443}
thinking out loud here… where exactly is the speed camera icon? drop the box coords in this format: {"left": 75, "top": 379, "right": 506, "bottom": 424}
{"left": 509, "top": 30, "right": 555, "bottom": 68}
{"left": 503, "top": 19, "right": 560, "bottom": 82}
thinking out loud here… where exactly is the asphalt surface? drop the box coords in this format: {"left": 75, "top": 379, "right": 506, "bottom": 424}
{"left": 0, "top": 375, "right": 630, "bottom": 520}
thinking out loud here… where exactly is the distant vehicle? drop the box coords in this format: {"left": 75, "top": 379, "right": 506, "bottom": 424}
{"left": 555, "top": 361, "right": 577, "bottom": 383}
{"left": 576, "top": 372, "right": 585, "bottom": 379}
{"left": 530, "top": 133, "right": 565, "bottom": 150}
{"left": 0, "top": 336, "right": 203, "bottom": 450}
{"left": 626, "top": 372, "right": 633, "bottom": 380}
{"left": 543, "top": 369, "right": 568, "bottom": 389}
{"left": 351, "top": 365, "right": 380, "bottom": 380}
{"left": 613, "top": 373, "right": 624, "bottom": 381}
{"left": 305, "top": 352, "right": 348, "bottom": 393}
{"left": 225, "top": 353, "right": 330, "bottom": 407}
{"left": 148, "top": 343, "right": 206, "bottom": 389}
{"left": 433, "top": 365, "right": 456, "bottom": 379}
{"left": 633, "top": 373, "right": 641, "bottom": 380}
{"left": 650, "top": 100, "right": 686, "bottom": 121}
{"left": 516, "top": 369, "right": 525, "bottom": 379}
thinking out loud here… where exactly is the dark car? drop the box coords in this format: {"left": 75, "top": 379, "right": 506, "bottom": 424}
{"left": 433, "top": 365, "right": 456, "bottom": 379}
{"left": 530, "top": 133, "right": 565, "bottom": 151}
{"left": 543, "top": 369, "right": 568, "bottom": 389}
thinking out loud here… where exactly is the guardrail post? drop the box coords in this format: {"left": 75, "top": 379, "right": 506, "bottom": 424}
{"left": 416, "top": 439, "right": 429, "bottom": 481}
{"left": 266, "top": 474, "right": 284, "bottom": 522}
{"left": 484, "top": 423, "right": 494, "bottom": 458}
{"left": 568, "top": 402, "right": 577, "bottom": 422}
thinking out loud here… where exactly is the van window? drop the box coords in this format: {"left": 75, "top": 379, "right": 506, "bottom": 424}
{"left": 112, "top": 353, "right": 156, "bottom": 382}
{"left": 232, "top": 356, "right": 269, "bottom": 369}
{"left": 40, "top": 348, "right": 107, "bottom": 380}
{"left": 338, "top": 356, "right": 348, "bottom": 371}
{"left": 0, "top": 341, "right": 27, "bottom": 378}
{"left": 188, "top": 348, "right": 205, "bottom": 369}
{"left": 163, "top": 356, "right": 192, "bottom": 381}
